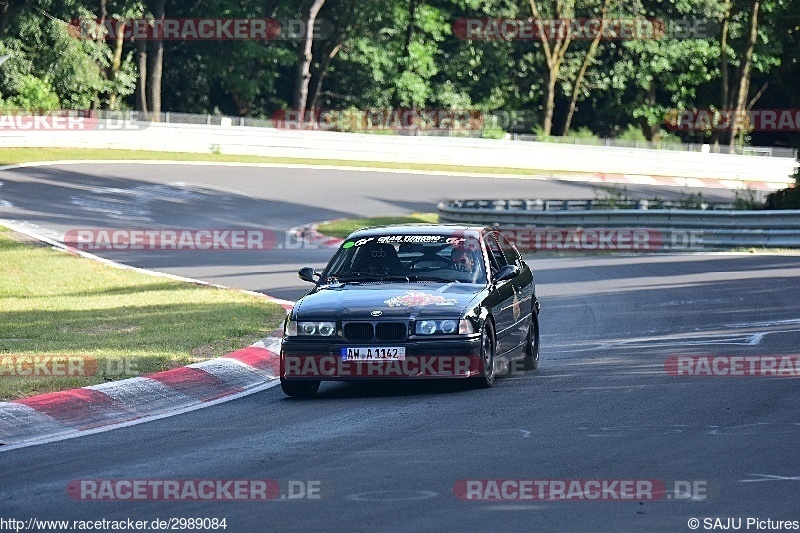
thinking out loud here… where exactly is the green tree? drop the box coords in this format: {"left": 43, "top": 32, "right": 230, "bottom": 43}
{"left": 1, "top": 74, "right": 60, "bottom": 110}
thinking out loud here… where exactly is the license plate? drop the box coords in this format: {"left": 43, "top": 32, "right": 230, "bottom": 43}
{"left": 341, "top": 347, "right": 406, "bottom": 361}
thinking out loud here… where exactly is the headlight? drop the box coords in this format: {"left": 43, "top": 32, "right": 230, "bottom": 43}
{"left": 418, "top": 320, "right": 438, "bottom": 335}
{"left": 285, "top": 320, "right": 337, "bottom": 337}
{"left": 317, "top": 322, "right": 336, "bottom": 336}
{"left": 440, "top": 320, "right": 458, "bottom": 334}
{"left": 415, "top": 319, "right": 474, "bottom": 336}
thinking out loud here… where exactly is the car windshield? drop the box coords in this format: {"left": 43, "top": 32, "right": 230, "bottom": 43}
{"left": 323, "top": 233, "right": 487, "bottom": 284}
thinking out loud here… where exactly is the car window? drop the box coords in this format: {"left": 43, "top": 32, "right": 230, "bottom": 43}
{"left": 323, "top": 234, "right": 487, "bottom": 284}
{"left": 483, "top": 233, "right": 507, "bottom": 272}
{"left": 496, "top": 232, "right": 521, "bottom": 266}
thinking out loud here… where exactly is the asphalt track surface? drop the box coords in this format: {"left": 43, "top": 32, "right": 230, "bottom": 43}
{"left": 1, "top": 163, "right": 799, "bottom": 532}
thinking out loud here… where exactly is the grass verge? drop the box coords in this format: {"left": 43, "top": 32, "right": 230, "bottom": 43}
{"left": 0, "top": 227, "right": 286, "bottom": 400}
{"left": 316, "top": 213, "right": 439, "bottom": 238}
{"left": 0, "top": 147, "right": 548, "bottom": 176}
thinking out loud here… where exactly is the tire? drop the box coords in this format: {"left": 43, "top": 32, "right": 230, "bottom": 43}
{"left": 523, "top": 309, "right": 540, "bottom": 371}
{"left": 280, "top": 378, "right": 320, "bottom": 398}
{"left": 472, "top": 323, "right": 496, "bottom": 388}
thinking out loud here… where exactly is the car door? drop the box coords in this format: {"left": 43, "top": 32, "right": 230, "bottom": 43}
{"left": 496, "top": 232, "right": 533, "bottom": 353}
{"left": 484, "top": 232, "right": 516, "bottom": 357}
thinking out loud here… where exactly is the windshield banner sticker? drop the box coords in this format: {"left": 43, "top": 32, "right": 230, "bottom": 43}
{"left": 378, "top": 235, "right": 442, "bottom": 244}
{"left": 342, "top": 237, "right": 374, "bottom": 249}
{"left": 343, "top": 235, "right": 469, "bottom": 249}
{"left": 384, "top": 290, "right": 458, "bottom": 307}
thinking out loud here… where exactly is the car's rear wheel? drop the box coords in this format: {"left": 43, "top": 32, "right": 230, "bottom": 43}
{"left": 472, "top": 323, "right": 496, "bottom": 388}
{"left": 280, "top": 378, "right": 320, "bottom": 398}
{"left": 523, "top": 308, "right": 540, "bottom": 371}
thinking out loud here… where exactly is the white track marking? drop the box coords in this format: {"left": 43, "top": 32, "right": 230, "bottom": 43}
{"left": 739, "top": 474, "right": 800, "bottom": 483}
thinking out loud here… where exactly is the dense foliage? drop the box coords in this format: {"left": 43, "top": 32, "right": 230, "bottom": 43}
{"left": 0, "top": 0, "right": 798, "bottom": 148}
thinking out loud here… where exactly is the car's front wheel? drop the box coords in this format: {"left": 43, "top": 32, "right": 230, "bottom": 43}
{"left": 472, "top": 322, "right": 496, "bottom": 388}
{"left": 280, "top": 378, "right": 320, "bottom": 398}
{"left": 523, "top": 309, "right": 540, "bottom": 371}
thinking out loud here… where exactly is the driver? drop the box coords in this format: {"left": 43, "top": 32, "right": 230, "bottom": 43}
{"left": 450, "top": 245, "right": 478, "bottom": 273}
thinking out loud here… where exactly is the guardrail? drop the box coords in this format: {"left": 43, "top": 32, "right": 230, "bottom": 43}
{"left": 508, "top": 133, "right": 796, "bottom": 158}
{"left": 21, "top": 110, "right": 797, "bottom": 158}
{"left": 448, "top": 199, "right": 739, "bottom": 211}
{"left": 0, "top": 115, "right": 796, "bottom": 187}
{"left": 438, "top": 199, "right": 800, "bottom": 250}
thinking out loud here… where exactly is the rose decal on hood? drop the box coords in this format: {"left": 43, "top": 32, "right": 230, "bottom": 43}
{"left": 384, "top": 290, "right": 458, "bottom": 307}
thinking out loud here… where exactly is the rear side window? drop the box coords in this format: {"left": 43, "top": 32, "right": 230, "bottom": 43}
{"left": 483, "top": 233, "right": 507, "bottom": 272}
{"left": 496, "top": 233, "right": 521, "bottom": 266}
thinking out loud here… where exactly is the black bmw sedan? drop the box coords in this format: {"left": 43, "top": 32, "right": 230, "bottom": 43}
{"left": 279, "top": 224, "right": 540, "bottom": 397}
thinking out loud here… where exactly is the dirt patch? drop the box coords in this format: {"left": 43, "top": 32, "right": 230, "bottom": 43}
{"left": 191, "top": 335, "right": 265, "bottom": 359}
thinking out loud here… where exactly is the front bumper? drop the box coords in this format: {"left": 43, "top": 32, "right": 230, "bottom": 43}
{"left": 280, "top": 336, "right": 482, "bottom": 380}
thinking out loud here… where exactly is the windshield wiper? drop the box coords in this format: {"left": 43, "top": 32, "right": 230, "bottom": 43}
{"left": 334, "top": 273, "right": 410, "bottom": 283}
{"left": 410, "top": 276, "right": 461, "bottom": 283}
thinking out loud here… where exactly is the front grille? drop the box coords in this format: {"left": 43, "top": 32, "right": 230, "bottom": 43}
{"left": 344, "top": 322, "right": 374, "bottom": 341}
{"left": 376, "top": 322, "right": 407, "bottom": 341}
{"left": 343, "top": 322, "right": 408, "bottom": 341}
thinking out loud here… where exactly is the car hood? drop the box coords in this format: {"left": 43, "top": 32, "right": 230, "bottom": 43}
{"left": 293, "top": 283, "right": 483, "bottom": 320}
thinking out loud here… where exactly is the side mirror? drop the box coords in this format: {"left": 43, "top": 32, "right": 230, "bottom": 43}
{"left": 298, "top": 267, "right": 320, "bottom": 283}
{"left": 495, "top": 264, "right": 520, "bottom": 283}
